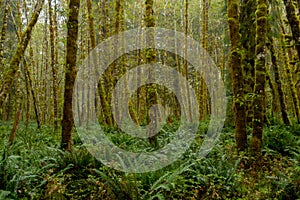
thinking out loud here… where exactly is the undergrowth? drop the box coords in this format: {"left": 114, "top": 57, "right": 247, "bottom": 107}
{"left": 0, "top": 121, "right": 299, "bottom": 199}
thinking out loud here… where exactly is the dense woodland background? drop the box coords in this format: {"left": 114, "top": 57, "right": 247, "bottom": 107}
{"left": 0, "top": 0, "right": 299, "bottom": 199}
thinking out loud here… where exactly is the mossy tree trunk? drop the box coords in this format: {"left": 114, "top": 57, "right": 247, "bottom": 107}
{"left": 41, "top": 9, "right": 49, "bottom": 124}
{"left": 19, "top": 2, "right": 41, "bottom": 129}
{"left": 283, "top": 0, "right": 300, "bottom": 121}
{"left": 266, "top": 71, "right": 277, "bottom": 120}
{"left": 240, "top": 0, "right": 256, "bottom": 124}
{"left": 184, "top": 0, "right": 193, "bottom": 121}
{"left": 251, "top": 0, "right": 268, "bottom": 154}
{"left": 277, "top": 6, "right": 300, "bottom": 123}
{"left": 227, "top": 0, "right": 247, "bottom": 150}
{"left": 200, "top": 0, "right": 209, "bottom": 121}
{"left": 61, "top": 0, "right": 80, "bottom": 151}
{"left": 96, "top": 0, "right": 113, "bottom": 126}
{"left": 87, "top": 0, "right": 96, "bottom": 50}
{"left": 8, "top": 60, "right": 21, "bottom": 146}
{"left": 87, "top": 0, "right": 102, "bottom": 127}
{"left": 281, "top": 42, "right": 300, "bottom": 123}
{"left": 145, "top": 0, "right": 159, "bottom": 147}
{"left": 7, "top": 0, "right": 23, "bottom": 141}
{"left": 29, "top": 47, "right": 41, "bottom": 129}
{"left": 283, "top": 0, "right": 300, "bottom": 61}
{"left": 0, "top": 1, "right": 8, "bottom": 65}
{"left": 113, "top": 0, "right": 122, "bottom": 123}
{"left": 49, "top": 0, "right": 59, "bottom": 132}
{"left": 267, "top": 27, "right": 291, "bottom": 126}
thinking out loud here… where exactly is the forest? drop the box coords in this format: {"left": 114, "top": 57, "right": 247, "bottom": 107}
{"left": 0, "top": 0, "right": 299, "bottom": 199}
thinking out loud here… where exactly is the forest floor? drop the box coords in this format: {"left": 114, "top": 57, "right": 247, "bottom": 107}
{"left": 0, "top": 121, "right": 299, "bottom": 200}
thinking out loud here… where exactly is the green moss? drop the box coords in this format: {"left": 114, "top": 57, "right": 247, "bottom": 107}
{"left": 251, "top": 0, "right": 268, "bottom": 153}
{"left": 228, "top": 18, "right": 238, "bottom": 24}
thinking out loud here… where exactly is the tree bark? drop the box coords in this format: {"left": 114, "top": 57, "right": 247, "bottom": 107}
{"left": 145, "top": 0, "right": 159, "bottom": 147}
{"left": 9, "top": 62, "right": 21, "bottom": 146}
{"left": 0, "top": 1, "right": 8, "bottom": 65}
{"left": 49, "top": 0, "right": 59, "bottom": 132}
{"left": 24, "top": 53, "right": 41, "bottom": 129}
{"left": 240, "top": 0, "right": 256, "bottom": 124}
{"left": 251, "top": 0, "right": 268, "bottom": 154}
{"left": 283, "top": 0, "right": 300, "bottom": 61}
{"left": 277, "top": 5, "right": 300, "bottom": 123}
{"left": 227, "top": 0, "right": 247, "bottom": 150}
{"left": 201, "top": 0, "right": 210, "bottom": 121}
{"left": 267, "top": 28, "right": 291, "bottom": 126}
{"left": 61, "top": 0, "right": 80, "bottom": 151}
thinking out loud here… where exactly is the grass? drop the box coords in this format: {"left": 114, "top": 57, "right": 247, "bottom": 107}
{"left": 0, "top": 120, "right": 299, "bottom": 199}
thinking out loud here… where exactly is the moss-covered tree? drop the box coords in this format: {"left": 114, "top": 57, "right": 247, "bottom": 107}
{"left": 200, "top": 0, "right": 209, "bottom": 121}
{"left": 49, "top": 0, "right": 59, "bottom": 132}
{"left": 0, "top": 1, "right": 8, "bottom": 64}
{"left": 240, "top": 0, "right": 256, "bottom": 123}
{"left": 227, "top": 0, "right": 247, "bottom": 150}
{"left": 283, "top": 0, "right": 300, "bottom": 122}
{"left": 277, "top": 5, "right": 300, "bottom": 123}
{"left": 61, "top": 0, "right": 80, "bottom": 151}
{"left": 145, "top": 0, "right": 159, "bottom": 147}
{"left": 8, "top": 59, "right": 21, "bottom": 146}
{"left": 251, "top": 0, "right": 268, "bottom": 154}
{"left": 283, "top": 0, "right": 300, "bottom": 60}
{"left": 267, "top": 26, "right": 291, "bottom": 126}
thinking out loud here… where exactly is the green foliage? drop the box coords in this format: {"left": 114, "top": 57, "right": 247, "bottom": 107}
{"left": 0, "top": 122, "right": 299, "bottom": 199}
{"left": 263, "top": 125, "right": 300, "bottom": 157}
{"left": 0, "top": 190, "right": 17, "bottom": 200}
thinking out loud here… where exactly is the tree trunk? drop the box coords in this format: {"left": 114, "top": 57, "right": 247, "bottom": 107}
{"left": 240, "top": 0, "right": 256, "bottom": 124}
{"left": 49, "top": 0, "right": 59, "bottom": 132}
{"left": 9, "top": 61, "right": 21, "bottom": 146}
{"left": 266, "top": 71, "right": 277, "bottom": 121}
{"left": 96, "top": 0, "right": 113, "bottom": 126}
{"left": 283, "top": 0, "right": 300, "bottom": 61}
{"left": 277, "top": 6, "right": 300, "bottom": 123}
{"left": 201, "top": 0, "right": 209, "bottom": 121}
{"left": 0, "top": 1, "right": 8, "bottom": 65}
{"left": 61, "top": 0, "right": 80, "bottom": 151}
{"left": 227, "top": 0, "right": 247, "bottom": 150}
{"left": 251, "top": 0, "right": 268, "bottom": 154}
{"left": 145, "top": 0, "right": 159, "bottom": 147}
{"left": 267, "top": 28, "right": 291, "bottom": 126}
{"left": 184, "top": 0, "right": 192, "bottom": 122}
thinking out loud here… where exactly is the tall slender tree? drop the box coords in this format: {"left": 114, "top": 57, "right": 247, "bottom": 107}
{"left": 277, "top": 4, "right": 300, "bottom": 123}
{"left": 0, "top": 1, "right": 8, "bottom": 65}
{"left": 227, "top": 0, "right": 247, "bottom": 150}
{"left": 201, "top": 0, "right": 209, "bottom": 121}
{"left": 283, "top": 0, "right": 300, "bottom": 60}
{"left": 251, "top": 0, "right": 268, "bottom": 154}
{"left": 240, "top": 0, "right": 256, "bottom": 123}
{"left": 49, "top": 0, "right": 59, "bottom": 132}
{"left": 267, "top": 26, "right": 291, "bottom": 125}
{"left": 8, "top": 60, "right": 21, "bottom": 146}
{"left": 145, "top": 0, "right": 159, "bottom": 147}
{"left": 61, "top": 0, "right": 80, "bottom": 151}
